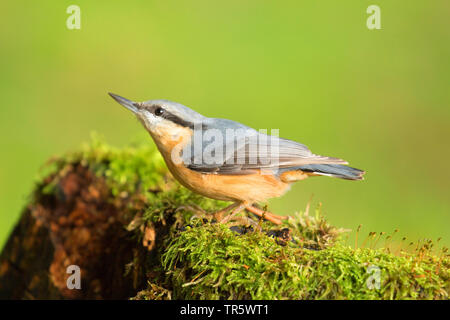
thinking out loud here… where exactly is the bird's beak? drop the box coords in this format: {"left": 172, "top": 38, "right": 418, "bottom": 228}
{"left": 108, "top": 92, "right": 140, "bottom": 114}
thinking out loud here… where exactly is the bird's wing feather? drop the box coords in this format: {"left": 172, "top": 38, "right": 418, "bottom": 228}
{"left": 184, "top": 118, "right": 347, "bottom": 175}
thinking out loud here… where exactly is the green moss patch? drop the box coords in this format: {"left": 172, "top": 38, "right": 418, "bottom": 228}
{"left": 161, "top": 221, "right": 449, "bottom": 299}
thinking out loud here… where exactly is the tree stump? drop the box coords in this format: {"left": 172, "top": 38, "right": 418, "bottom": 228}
{"left": 0, "top": 164, "right": 146, "bottom": 299}
{"left": 1, "top": 142, "right": 448, "bottom": 300}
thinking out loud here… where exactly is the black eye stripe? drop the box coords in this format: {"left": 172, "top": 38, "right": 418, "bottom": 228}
{"left": 143, "top": 104, "right": 195, "bottom": 128}
{"left": 163, "top": 112, "right": 195, "bottom": 128}
{"left": 143, "top": 105, "right": 163, "bottom": 114}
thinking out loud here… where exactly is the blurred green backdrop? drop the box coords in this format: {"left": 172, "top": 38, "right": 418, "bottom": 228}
{"left": 1, "top": 0, "right": 449, "bottom": 249}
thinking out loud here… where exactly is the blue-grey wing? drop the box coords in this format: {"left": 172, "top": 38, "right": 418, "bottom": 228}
{"left": 183, "top": 118, "right": 347, "bottom": 175}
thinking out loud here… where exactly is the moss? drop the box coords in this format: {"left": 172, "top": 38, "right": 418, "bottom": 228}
{"left": 131, "top": 282, "right": 172, "bottom": 300}
{"left": 35, "top": 138, "right": 450, "bottom": 300}
{"left": 39, "top": 135, "right": 167, "bottom": 200}
{"left": 161, "top": 221, "right": 449, "bottom": 300}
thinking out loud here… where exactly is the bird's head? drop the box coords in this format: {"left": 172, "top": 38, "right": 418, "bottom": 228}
{"left": 109, "top": 93, "right": 204, "bottom": 143}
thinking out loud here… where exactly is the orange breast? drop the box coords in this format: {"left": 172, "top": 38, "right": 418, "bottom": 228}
{"left": 167, "top": 163, "right": 291, "bottom": 202}
{"left": 150, "top": 127, "right": 291, "bottom": 203}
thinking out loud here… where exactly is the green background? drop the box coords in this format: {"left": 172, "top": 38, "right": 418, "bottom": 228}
{"left": 1, "top": 1, "right": 449, "bottom": 249}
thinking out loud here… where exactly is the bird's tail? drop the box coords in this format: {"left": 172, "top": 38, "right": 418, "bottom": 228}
{"left": 298, "top": 164, "right": 365, "bottom": 180}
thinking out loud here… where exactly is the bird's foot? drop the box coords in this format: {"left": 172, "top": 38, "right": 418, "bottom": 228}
{"left": 244, "top": 205, "right": 288, "bottom": 225}
{"left": 213, "top": 202, "right": 288, "bottom": 226}
{"left": 211, "top": 202, "right": 243, "bottom": 221}
{"left": 219, "top": 203, "right": 246, "bottom": 223}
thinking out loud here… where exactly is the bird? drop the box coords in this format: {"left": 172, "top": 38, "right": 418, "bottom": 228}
{"left": 109, "top": 93, "right": 365, "bottom": 225}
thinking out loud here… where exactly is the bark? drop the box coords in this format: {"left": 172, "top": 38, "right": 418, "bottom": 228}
{"left": 0, "top": 164, "right": 147, "bottom": 299}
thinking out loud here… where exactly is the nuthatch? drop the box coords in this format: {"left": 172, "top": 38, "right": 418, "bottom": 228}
{"left": 109, "top": 93, "right": 365, "bottom": 224}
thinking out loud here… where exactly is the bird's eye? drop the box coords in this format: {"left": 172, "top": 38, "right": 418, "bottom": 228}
{"left": 154, "top": 107, "right": 164, "bottom": 116}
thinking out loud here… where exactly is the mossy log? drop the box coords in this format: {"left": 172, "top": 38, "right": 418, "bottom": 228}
{"left": 0, "top": 140, "right": 448, "bottom": 299}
